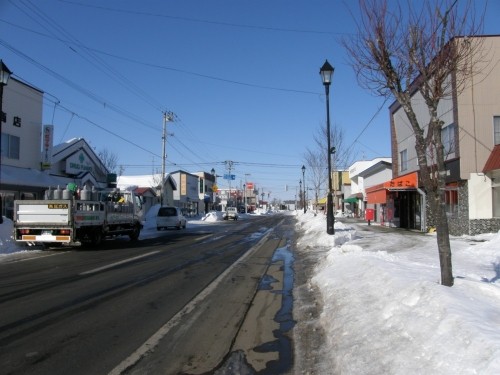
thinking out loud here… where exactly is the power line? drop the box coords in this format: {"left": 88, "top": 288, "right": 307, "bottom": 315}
{"left": 56, "top": 0, "right": 341, "bottom": 36}
{"left": 8, "top": 0, "right": 167, "bottom": 113}
{"left": 0, "top": 19, "right": 320, "bottom": 96}
{"left": 0, "top": 39, "right": 161, "bottom": 132}
{"left": 40, "top": 95, "right": 161, "bottom": 158}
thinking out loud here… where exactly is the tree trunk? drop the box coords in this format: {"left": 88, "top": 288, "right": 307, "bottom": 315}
{"left": 435, "top": 201, "right": 454, "bottom": 286}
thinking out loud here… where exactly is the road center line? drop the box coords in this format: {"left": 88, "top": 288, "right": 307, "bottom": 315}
{"left": 79, "top": 251, "right": 160, "bottom": 276}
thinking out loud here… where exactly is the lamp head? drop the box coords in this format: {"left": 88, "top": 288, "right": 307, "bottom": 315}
{"left": 0, "top": 60, "right": 12, "bottom": 85}
{"left": 320, "top": 60, "right": 334, "bottom": 86}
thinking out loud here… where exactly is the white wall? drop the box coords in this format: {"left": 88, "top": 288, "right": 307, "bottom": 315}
{"left": 468, "top": 173, "right": 492, "bottom": 219}
{"left": 3, "top": 78, "right": 43, "bottom": 169}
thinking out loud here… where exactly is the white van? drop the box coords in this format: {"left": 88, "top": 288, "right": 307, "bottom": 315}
{"left": 223, "top": 207, "right": 238, "bottom": 220}
{"left": 156, "top": 206, "right": 187, "bottom": 230}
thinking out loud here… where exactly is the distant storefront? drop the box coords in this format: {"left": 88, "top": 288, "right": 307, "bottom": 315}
{"left": 365, "top": 172, "right": 425, "bottom": 231}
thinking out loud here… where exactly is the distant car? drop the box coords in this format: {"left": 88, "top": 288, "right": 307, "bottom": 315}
{"left": 223, "top": 207, "right": 239, "bottom": 220}
{"left": 156, "top": 206, "right": 187, "bottom": 230}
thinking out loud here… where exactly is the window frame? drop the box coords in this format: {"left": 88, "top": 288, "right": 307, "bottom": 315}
{"left": 442, "top": 123, "right": 456, "bottom": 155}
{"left": 494, "top": 116, "right": 500, "bottom": 146}
{"left": 0, "top": 133, "right": 20, "bottom": 160}
{"left": 400, "top": 149, "right": 408, "bottom": 172}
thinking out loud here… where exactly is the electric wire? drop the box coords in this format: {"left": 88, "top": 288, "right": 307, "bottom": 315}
{"left": 56, "top": 0, "right": 341, "bottom": 36}
{"left": 0, "top": 18, "right": 321, "bottom": 96}
{"left": 11, "top": 0, "right": 167, "bottom": 114}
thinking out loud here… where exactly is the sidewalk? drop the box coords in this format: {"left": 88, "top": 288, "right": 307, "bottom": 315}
{"left": 339, "top": 216, "right": 425, "bottom": 236}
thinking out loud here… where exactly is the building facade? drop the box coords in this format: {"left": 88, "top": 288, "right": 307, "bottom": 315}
{"left": 170, "top": 170, "right": 201, "bottom": 216}
{"left": 387, "top": 35, "right": 500, "bottom": 235}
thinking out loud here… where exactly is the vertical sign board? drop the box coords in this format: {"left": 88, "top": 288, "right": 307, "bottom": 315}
{"left": 41, "top": 124, "right": 53, "bottom": 170}
{"left": 181, "top": 174, "right": 187, "bottom": 196}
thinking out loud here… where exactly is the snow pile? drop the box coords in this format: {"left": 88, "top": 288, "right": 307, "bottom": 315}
{"left": 0, "top": 217, "right": 37, "bottom": 256}
{"left": 296, "top": 212, "right": 500, "bottom": 374}
{"left": 201, "top": 211, "right": 224, "bottom": 222}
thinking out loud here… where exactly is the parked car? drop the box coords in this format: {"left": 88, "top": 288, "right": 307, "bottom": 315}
{"left": 223, "top": 207, "right": 238, "bottom": 220}
{"left": 156, "top": 206, "right": 187, "bottom": 230}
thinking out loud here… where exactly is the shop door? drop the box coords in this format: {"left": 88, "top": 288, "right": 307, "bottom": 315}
{"left": 399, "top": 194, "right": 408, "bottom": 228}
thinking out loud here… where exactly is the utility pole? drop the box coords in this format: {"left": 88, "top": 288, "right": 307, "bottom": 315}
{"left": 161, "top": 111, "right": 174, "bottom": 206}
{"left": 225, "top": 160, "right": 233, "bottom": 207}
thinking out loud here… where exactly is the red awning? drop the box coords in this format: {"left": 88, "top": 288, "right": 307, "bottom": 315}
{"left": 483, "top": 145, "right": 500, "bottom": 173}
{"left": 366, "top": 188, "right": 387, "bottom": 204}
{"left": 365, "top": 172, "right": 418, "bottom": 204}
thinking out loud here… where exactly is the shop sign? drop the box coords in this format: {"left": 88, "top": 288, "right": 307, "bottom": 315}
{"left": 66, "top": 152, "right": 93, "bottom": 175}
{"left": 384, "top": 172, "right": 418, "bottom": 189}
{"left": 42, "top": 124, "right": 53, "bottom": 170}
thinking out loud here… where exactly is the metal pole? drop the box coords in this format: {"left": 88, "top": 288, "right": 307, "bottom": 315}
{"left": 325, "top": 84, "right": 335, "bottom": 234}
{"left": 1, "top": 61, "right": 12, "bottom": 223}
{"left": 302, "top": 167, "right": 306, "bottom": 214}
{"left": 299, "top": 179, "right": 302, "bottom": 211}
{"left": 0, "top": 83, "right": 4, "bottom": 223}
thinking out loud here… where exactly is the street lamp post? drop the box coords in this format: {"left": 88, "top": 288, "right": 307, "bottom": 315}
{"left": 320, "top": 60, "right": 335, "bottom": 235}
{"left": 301, "top": 165, "right": 306, "bottom": 213}
{"left": 299, "top": 179, "right": 302, "bottom": 211}
{"left": 0, "top": 60, "right": 12, "bottom": 224}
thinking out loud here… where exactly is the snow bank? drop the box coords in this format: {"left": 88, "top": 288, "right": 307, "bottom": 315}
{"left": 296, "top": 212, "right": 500, "bottom": 374}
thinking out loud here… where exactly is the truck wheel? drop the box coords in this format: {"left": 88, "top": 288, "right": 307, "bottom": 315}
{"left": 91, "top": 230, "right": 102, "bottom": 246}
{"left": 130, "top": 224, "right": 140, "bottom": 241}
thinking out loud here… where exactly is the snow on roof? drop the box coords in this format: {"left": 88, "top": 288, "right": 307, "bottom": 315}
{"left": 1, "top": 165, "right": 71, "bottom": 189}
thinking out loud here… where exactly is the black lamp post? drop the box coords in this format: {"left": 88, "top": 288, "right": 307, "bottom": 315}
{"left": 320, "top": 59, "right": 335, "bottom": 235}
{"left": 301, "top": 165, "right": 306, "bottom": 213}
{"left": 0, "top": 60, "right": 12, "bottom": 224}
{"left": 299, "top": 179, "right": 302, "bottom": 211}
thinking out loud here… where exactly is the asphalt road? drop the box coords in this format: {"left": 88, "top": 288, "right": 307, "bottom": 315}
{"left": 0, "top": 214, "right": 297, "bottom": 375}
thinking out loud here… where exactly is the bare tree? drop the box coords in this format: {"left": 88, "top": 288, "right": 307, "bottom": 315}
{"left": 97, "top": 148, "right": 119, "bottom": 174}
{"left": 305, "top": 122, "right": 354, "bottom": 212}
{"left": 343, "top": 0, "right": 485, "bottom": 286}
{"left": 304, "top": 147, "right": 325, "bottom": 212}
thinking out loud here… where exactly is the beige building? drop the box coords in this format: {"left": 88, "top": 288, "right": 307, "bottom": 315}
{"left": 388, "top": 35, "right": 500, "bottom": 235}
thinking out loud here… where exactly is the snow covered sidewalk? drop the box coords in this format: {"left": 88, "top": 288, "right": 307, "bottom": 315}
{"left": 295, "top": 212, "right": 500, "bottom": 375}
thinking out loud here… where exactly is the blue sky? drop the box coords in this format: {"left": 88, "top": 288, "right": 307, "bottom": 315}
{"left": 1, "top": 0, "right": 498, "bottom": 201}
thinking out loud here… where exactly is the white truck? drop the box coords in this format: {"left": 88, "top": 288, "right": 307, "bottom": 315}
{"left": 13, "top": 186, "right": 143, "bottom": 247}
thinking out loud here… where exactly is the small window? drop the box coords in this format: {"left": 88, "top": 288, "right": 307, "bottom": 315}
{"left": 494, "top": 116, "right": 500, "bottom": 145}
{"left": 400, "top": 149, "right": 408, "bottom": 172}
{"left": 0, "top": 133, "right": 20, "bottom": 159}
{"left": 442, "top": 124, "right": 456, "bottom": 155}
